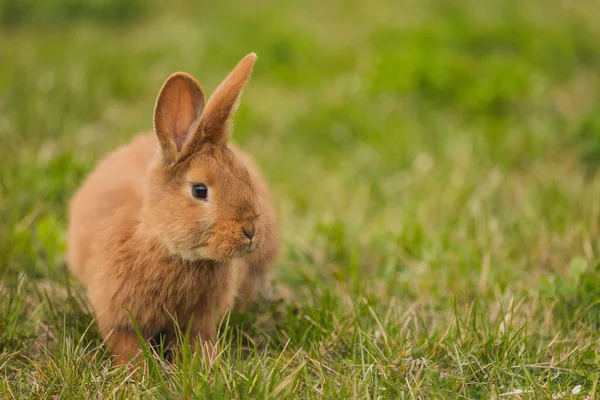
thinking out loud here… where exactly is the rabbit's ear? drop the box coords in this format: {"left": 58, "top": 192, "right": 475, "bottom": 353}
{"left": 153, "top": 72, "right": 206, "bottom": 166}
{"left": 202, "top": 53, "right": 257, "bottom": 145}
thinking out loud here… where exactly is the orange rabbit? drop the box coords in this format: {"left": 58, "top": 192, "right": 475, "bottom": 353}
{"left": 67, "top": 53, "right": 279, "bottom": 365}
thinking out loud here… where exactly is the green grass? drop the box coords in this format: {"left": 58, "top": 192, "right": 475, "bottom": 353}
{"left": 1, "top": 0, "right": 600, "bottom": 397}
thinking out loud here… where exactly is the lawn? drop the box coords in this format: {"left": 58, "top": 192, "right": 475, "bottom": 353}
{"left": 1, "top": 0, "right": 600, "bottom": 398}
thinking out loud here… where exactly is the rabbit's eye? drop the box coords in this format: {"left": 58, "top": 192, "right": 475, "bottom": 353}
{"left": 191, "top": 184, "right": 208, "bottom": 201}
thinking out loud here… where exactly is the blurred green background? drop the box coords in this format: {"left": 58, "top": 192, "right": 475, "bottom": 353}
{"left": 1, "top": 0, "right": 600, "bottom": 397}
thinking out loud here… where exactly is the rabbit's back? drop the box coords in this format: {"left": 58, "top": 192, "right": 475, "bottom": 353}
{"left": 67, "top": 133, "right": 157, "bottom": 285}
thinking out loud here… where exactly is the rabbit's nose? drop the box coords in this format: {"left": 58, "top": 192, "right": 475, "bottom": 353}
{"left": 241, "top": 212, "right": 256, "bottom": 241}
{"left": 242, "top": 227, "right": 255, "bottom": 240}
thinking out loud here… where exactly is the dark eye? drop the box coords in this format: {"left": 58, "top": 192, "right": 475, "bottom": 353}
{"left": 191, "top": 184, "right": 208, "bottom": 200}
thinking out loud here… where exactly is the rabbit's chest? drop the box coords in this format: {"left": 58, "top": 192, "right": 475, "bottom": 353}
{"left": 139, "top": 259, "right": 238, "bottom": 323}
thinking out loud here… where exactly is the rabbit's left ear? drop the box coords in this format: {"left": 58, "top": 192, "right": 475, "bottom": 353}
{"left": 153, "top": 72, "right": 206, "bottom": 166}
{"left": 201, "top": 53, "right": 257, "bottom": 145}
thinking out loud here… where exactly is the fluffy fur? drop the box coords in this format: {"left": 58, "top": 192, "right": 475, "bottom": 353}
{"left": 67, "top": 53, "right": 279, "bottom": 365}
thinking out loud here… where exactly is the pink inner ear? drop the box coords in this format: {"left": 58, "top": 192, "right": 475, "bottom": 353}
{"left": 169, "top": 85, "right": 198, "bottom": 151}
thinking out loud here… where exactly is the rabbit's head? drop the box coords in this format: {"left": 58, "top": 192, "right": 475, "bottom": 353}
{"left": 143, "top": 53, "right": 266, "bottom": 262}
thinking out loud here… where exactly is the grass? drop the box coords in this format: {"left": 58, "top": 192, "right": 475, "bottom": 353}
{"left": 1, "top": 0, "right": 600, "bottom": 397}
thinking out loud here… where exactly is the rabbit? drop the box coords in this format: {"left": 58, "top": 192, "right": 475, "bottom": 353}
{"left": 67, "top": 53, "right": 279, "bottom": 365}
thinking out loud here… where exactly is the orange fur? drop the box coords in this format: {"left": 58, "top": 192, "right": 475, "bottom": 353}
{"left": 67, "top": 53, "right": 279, "bottom": 365}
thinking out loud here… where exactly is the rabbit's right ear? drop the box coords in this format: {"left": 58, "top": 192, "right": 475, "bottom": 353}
{"left": 201, "top": 53, "right": 257, "bottom": 146}
{"left": 153, "top": 72, "right": 206, "bottom": 166}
